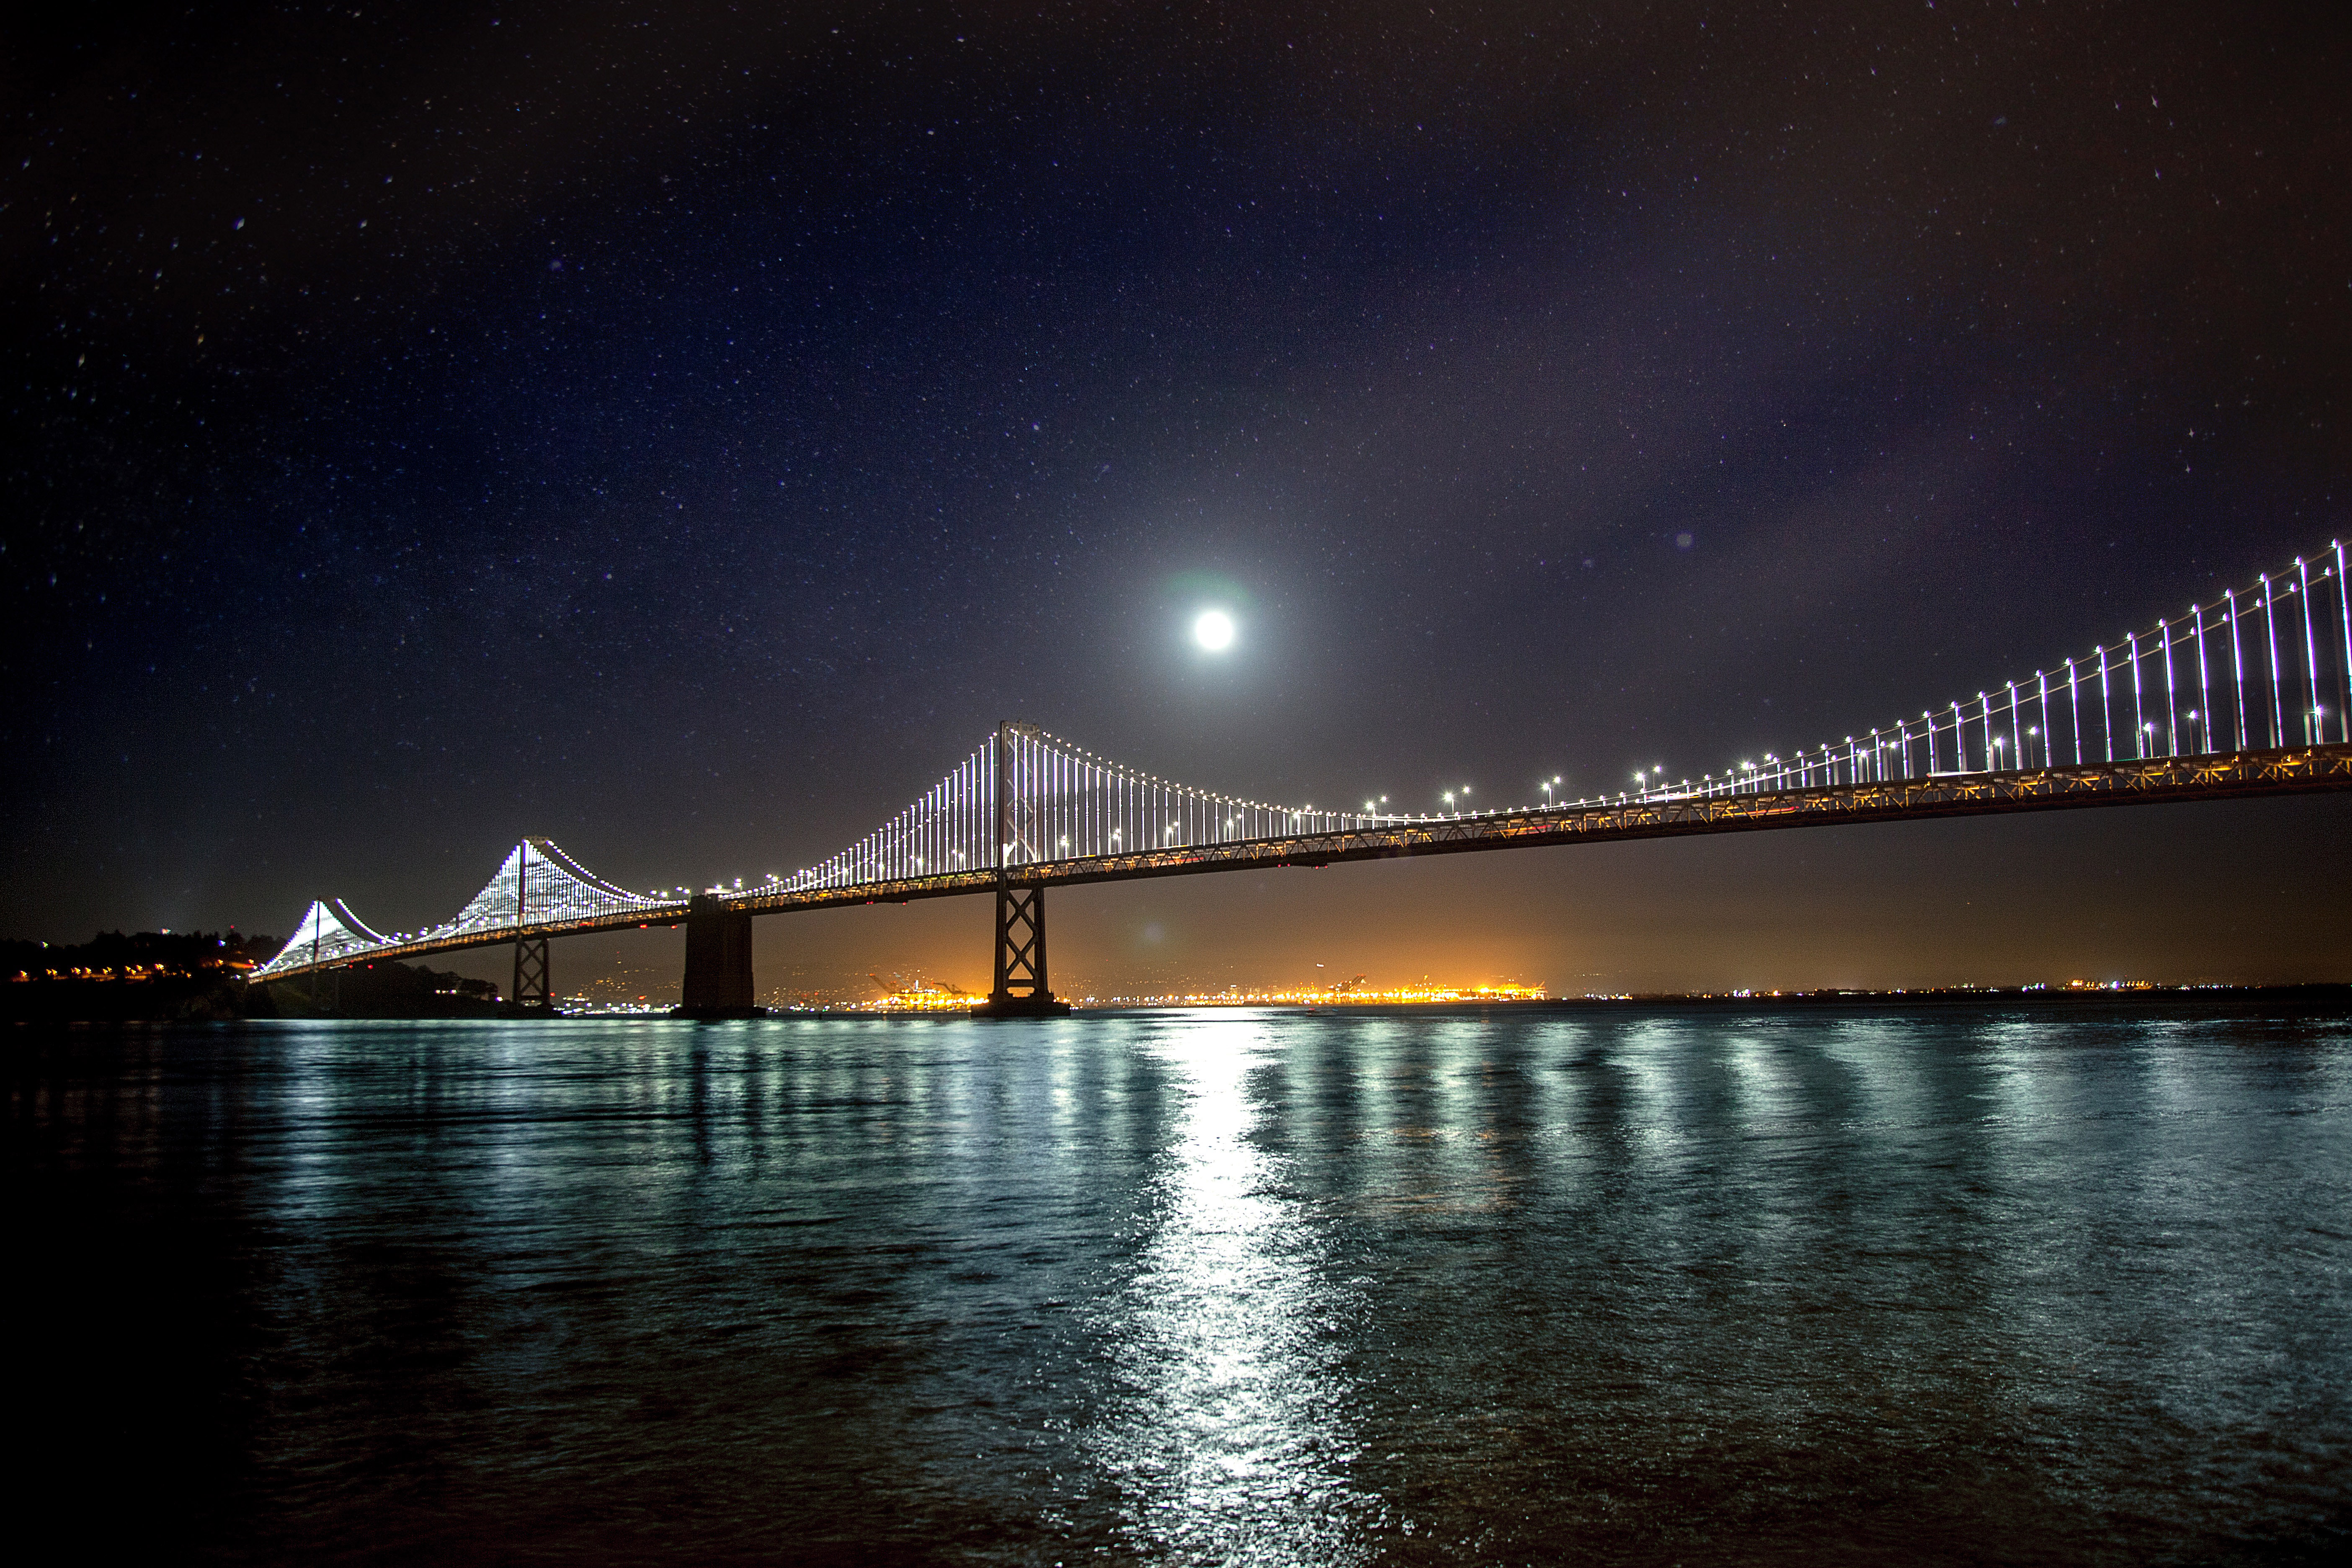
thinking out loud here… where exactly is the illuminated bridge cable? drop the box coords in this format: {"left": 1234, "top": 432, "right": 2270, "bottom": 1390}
{"left": 253, "top": 540, "right": 2352, "bottom": 983}
{"left": 254, "top": 898, "right": 389, "bottom": 978}
{"left": 431, "top": 838, "right": 671, "bottom": 937}
{"left": 1680, "top": 541, "right": 2350, "bottom": 804}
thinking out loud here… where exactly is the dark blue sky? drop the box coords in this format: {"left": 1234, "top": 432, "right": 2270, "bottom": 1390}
{"left": 7, "top": 2, "right": 2347, "bottom": 991}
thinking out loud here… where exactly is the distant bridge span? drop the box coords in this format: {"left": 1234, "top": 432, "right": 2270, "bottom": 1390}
{"left": 258, "top": 543, "right": 2352, "bottom": 1014}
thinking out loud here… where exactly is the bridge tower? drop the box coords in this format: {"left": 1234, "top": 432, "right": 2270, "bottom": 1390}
{"left": 678, "top": 892, "right": 758, "bottom": 1017}
{"left": 510, "top": 852, "right": 553, "bottom": 1013}
{"left": 511, "top": 936, "right": 552, "bottom": 1012}
{"left": 973, "top": 720, "right": 1071, "bottom": 1018}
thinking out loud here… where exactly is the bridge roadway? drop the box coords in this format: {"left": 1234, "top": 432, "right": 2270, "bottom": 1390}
{"left": 261, "top": 741, "right": 2352, "bottom": 986}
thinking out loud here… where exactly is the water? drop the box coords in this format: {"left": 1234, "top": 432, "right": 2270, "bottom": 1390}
{"left": 10, "top": 1004, "right": 2352, "bottom": 1564}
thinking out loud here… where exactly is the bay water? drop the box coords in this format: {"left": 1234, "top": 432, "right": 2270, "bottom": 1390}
{"left": 10, "top": 1004, "right": 2350, "bottom": 1563}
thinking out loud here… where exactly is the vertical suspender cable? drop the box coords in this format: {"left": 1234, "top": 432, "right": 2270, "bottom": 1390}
{"left": 2129, "top": 633, "right": 2145, "bottom": 758}
{"left": 2262, "top": 574, "right": 2283, "bottom": 747}
{"left": 2161, "top": 622, "right": 2177, "bottom": 756}
{"left": 2298, "top": 557, "right": 2320, "bottom": 744}
{"left": 2338, "top": 542, "right": 2352, "bottom": 745}
{"left": 2228, "top": 589, "right": 2247, "bottom": 751}
{"left": 2098, "top": 647, "right": 2113, "bottom": 761}
{"left": 2195, "top": 607, "right": 2211, "bottom": 753}
{"left": 2067, "top": 658, "right": 2081, "bottom": 764}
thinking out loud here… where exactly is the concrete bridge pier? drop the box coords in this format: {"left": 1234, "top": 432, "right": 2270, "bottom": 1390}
{"left": 677, "top": 893, "right": 761, "bottom": 1018}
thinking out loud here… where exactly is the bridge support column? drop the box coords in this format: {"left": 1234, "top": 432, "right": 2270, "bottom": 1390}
{"left": 511, "top": 936, "right": 552, "bottom": 1013}
{"left": 303, "top": 966, "right": 342, "bottom": 1014}
{"left": 677, "top": 894, "right": 760, "bottom": 1018}
{"left": 971, "top": 882, "right": 1070, "bottom": 1018}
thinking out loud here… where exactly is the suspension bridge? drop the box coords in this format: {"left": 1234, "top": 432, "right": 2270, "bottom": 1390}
{"left": 256, "top": 543, "right": 2352, "bottom": 1016}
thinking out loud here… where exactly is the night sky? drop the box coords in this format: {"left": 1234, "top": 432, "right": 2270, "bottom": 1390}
{"left": 8, "top": 2, "right": 2349, "bottom": 996}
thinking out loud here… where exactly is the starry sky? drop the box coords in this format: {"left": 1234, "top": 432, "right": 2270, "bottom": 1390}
{"left": 7, "top": 1, "right": 2349, "bottom": 995}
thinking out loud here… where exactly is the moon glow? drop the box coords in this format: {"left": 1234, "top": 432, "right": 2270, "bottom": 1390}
{"left": 1191, "top": 609, "right": 1237, "bottom": 652}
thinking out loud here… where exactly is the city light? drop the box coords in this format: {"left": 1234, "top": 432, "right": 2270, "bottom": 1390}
{"left": 1080, "top": 980, "right": 1549, "bottom": 1008}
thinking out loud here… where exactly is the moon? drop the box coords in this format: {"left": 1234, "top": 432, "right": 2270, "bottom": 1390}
{"left": 1191, "top": 609, "right": 1237, "bottom": 652}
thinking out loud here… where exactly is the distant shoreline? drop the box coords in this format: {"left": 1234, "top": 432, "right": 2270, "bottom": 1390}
{"left": 725, "top": 983, "right": 2352, "bottom": 1019}
{"left": 1060, "top": 984, "right": 2352, "bottom": 1015}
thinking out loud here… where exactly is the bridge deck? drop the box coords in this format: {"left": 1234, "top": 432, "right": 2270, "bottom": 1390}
{"left": 258, "top": 743, "right": 2351, "bottom": 980}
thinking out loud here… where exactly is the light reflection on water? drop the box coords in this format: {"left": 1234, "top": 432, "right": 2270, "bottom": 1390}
{"left": 9, "top": 1003, "right": 2352, "bottom": 1564}
{"left": 1092, "top": 1014, "right": 1376, "bottom": 1564}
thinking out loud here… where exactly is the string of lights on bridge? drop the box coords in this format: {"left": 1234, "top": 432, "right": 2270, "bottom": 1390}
{"left": 1653, "top": 541, "right": 2348, "bottom": 806}
{"left": 255, "top": 540, "right": 2348, "bottom": 980}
